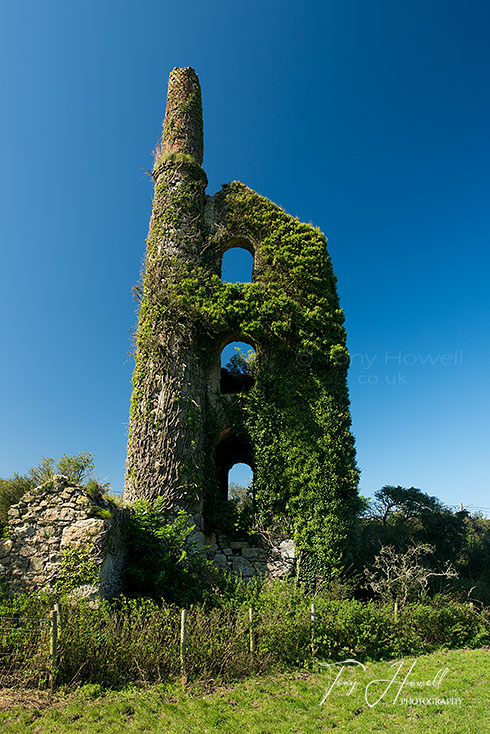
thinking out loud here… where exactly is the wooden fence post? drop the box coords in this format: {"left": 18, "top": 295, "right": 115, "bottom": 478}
{"left": 249, "top": 608, "right": 255, "bottom": 656}
{"left": 53, "top": 603, "right": 62, "bottom": 638}
{"left": 310, "top": 603, "right": 316, "bottom": 658}
{"left": 49, "top": 605, "right": 58, "bottom": 690}
{"left": 394, "top": 601, "right": 398, "bottom": 623}
{"left": 180, "top": 609, "right": 187, "bottom": 682}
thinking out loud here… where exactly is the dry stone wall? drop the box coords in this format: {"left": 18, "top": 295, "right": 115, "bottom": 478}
{"left": 0, "top": 476, "right": 126, "bottom": 600}
{"left": 205, "top": 533, "right": 295, "bottom": 579}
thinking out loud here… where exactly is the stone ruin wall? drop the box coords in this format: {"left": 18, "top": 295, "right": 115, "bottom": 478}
{"left": 0, "top": 476, "right": 126, "bottom": 600}
{"left": 0, "top": 476, "right": 294, "bottom": 599}
{"left": 205, "top": 533, "right": 295, "bottom": 579}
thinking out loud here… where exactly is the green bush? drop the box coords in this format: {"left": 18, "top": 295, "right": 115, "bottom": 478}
{"left": 312, "top": 595, "right": 490, "bottom": 661}
{"left": 0, "top": 473, "right": 34, "bottom": 536}
{"left": 400, "top": 595, "right": 490, "bottom": 651}
{"left": 29, "top": 452, "right": 95, "bottom": 486}
{"left": 314, "top": 598, "right": 395, "bottom": 660}
{"left": 125, "top": 497, "right": 223, "bottom": 605}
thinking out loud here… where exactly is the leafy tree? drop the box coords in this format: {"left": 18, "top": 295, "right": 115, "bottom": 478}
{"left": 358, "top": 485, "right": 467, "bottom": 572}
{"left": 228, "top": 481, "right": 252, "bottom": 504}
{"left": 366, "top": 485, "right": 444, "bottom": 525}
{"left": 225, "top": 347, "right": 256, "bottom": 377}
{"left": 358, "top": 485, "right": 490, "bottom": 603}
{"left": 454, "top": 513, "right": 490, "bottom": 604}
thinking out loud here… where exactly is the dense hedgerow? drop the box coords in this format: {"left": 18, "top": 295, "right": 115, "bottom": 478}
{"left": 0, "top": 581, "right": 489, "bottom": 689}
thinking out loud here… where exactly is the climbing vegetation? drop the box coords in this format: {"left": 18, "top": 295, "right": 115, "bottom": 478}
{"left": 157, "top": 182, "right": 362, "bottom": 584}
{"left": 128, "top": 131, "right": 360, "bottom": 584}
{"left": 55, "top": 542, "right": 100, "bottom": 596}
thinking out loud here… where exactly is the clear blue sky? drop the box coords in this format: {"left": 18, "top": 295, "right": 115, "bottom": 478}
{"left": 1, "top": 1, "right": 489, "bottom": 513}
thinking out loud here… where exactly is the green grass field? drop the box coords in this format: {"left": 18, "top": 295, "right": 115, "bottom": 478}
{"left": 0, "top": 648, "right": 488, "bottom": 733}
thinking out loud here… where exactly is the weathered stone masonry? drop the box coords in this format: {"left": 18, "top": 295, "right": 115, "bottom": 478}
{"left": 205, "top": 533, "right": 295, "bottom": 579}
{"left": 0, "top": 476, "right": 126, "bottom": 599}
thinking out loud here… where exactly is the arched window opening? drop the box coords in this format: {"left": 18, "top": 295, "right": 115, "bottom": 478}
{"left": 220, "top": 342, "right": 256, "bottom": 394}
{"left": 221, "top": 247, "right": 253, "bottom": 283}
{"left": 216, "top": 436, "right": 254, "bottom": 502}
{"left": 228, "top": 462, "right": 253, "bottom": 504}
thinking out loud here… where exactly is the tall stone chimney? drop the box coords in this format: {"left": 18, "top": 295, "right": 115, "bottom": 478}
{"left": 160, "top": 66, "right": 204, "bottom": 165}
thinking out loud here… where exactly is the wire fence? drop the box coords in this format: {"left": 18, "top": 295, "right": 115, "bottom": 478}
{"left": 0, "top": 605, "right": 58, "bottom": 688}
{"left": 0, "top": 598, "right": 488, "bottom": 690}
{"left": 0, "top": 601, "right": 307, "bottom": 688}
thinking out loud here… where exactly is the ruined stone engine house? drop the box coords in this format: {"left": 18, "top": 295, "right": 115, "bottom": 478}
{"left": 124, "top": 67, "right": 360, "bottom": 579}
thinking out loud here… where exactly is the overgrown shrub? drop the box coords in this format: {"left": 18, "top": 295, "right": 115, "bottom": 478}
{"left": 29, "top": 452, "right": 95, "bottom": 487}
{"left": 0, "top": 473, "right": 34, "bottom": 536}
{"left": 125, "top": 497, "right": 224, "bottom": 605}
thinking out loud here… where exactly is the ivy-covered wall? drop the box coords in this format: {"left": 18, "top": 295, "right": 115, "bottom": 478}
{"left": 124, "top": 67, "right": 361, "bottom": 580}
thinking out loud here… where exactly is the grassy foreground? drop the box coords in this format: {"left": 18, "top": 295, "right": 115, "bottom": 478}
{"left": 0, "top": 648, "right": 488, "bottom": 733}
